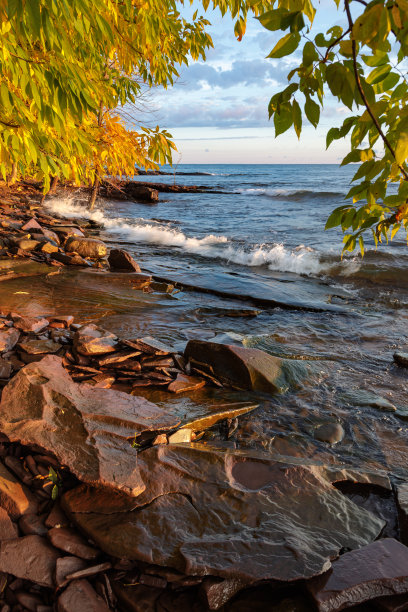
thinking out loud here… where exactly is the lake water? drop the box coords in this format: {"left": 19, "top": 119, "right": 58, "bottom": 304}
{"left": 45, "top": 164, "right": 408, "bottom": 481}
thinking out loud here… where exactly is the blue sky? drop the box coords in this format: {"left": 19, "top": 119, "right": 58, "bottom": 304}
{"left": 148, "top": 1, "right": 352, "bottom": 164}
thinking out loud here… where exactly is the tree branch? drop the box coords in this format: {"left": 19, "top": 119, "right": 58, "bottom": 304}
{"left": 344, "top": 0, "right": 408, "bottom": 181}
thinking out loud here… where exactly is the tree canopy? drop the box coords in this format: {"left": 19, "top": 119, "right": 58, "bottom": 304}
{"left": 255, "top": 0, "right": 408, "bottom": 253}
{"left": 0, "top": 0, "right": 407, "bottom": 251}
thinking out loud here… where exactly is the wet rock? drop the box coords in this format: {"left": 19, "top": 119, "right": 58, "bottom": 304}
{"left": 108, "top": 249, "right": 141, "bottom": 272}
{"left": 0, "top": 508, "right": 18, "bottom": 541}
{"left": 181, "top": 402, "right": 258, "bottom": 433}
{"left": 0, "top": 359, "right": 12, "bottom": 379}
{"left": 168, "top": 373, "right": 206, "bottom": 394}
{"left": 394, "top": 352, "right": 408, "bottom": 368}
{"left": 18, "top": 513, "right": 47, "bottom": 536}
{"left": 62, "top": 445, "right": 384, "bottom": 595}
{"left": 54, "top": 226, "right": 85, "bottom": 241}
{"left": 184, "top": 340, "right": 284, "bottom": 393}
{"left": 50, "top": 315, "right": 74, "bottom": 327}
{"left": 55, "top": 556, "right": 88, "bottom": 587}
{"left": 41, "top": 241, "right": 59, "bottom": 254}
{"left": 0, "top": 328, "right": 19, "bottom": 352}
{"left": 12, "top": 315, "right": 49, "bottom": 333}
{"left": 0, "top": 355, "right": 180, "bottom": 494}
{"left": 48, "top": 526, "right": 100, "bottom": 560}
{"left": 314, "top": 423, "right": 345, "bottom": 445}
{"left": 307, "top": 538, "right": 408, "bottom": 611}
{"left": 18, "top": 339, "right": 61, "bottom": 355}
{"left": 96, "top": 350, "right": 141, "bottom": 366}
{"left": 0, "top": 462, "right": 38, "bottom": 519}
{"left": 65, "top": 236, "right": 108, "bottom": 260}
{"left": 57, "top": 578, "right": 111, "bottom": 612}
{"left": 74, "top": 324, "right": 118, "bottom": 355}
{"left": 0, "top": 535, "right": 60, "bottom": 587}
{"left": 124, "top": 336, "right": 174, "bottom": 355}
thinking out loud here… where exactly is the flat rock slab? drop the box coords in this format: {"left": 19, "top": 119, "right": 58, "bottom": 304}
{"left": 18, "top": 338, "right": 61, "bottom": 355}
{"left": 0, "top": 355, "right": 181, "bottom": 495}
{"left": 184, "top": 340, "right": 285, "bottom": 394}
{"left": 74, "top": 324, "right": 118, "bottom": 355}
{"left": 0, "top": 534, "right": 60, "bottom": 587}
{"left": 62, "top": 444, "right": 384, "bottom": 596}
{"left": 307, "top": 538, "right": 408, "bottom": 611}
{"left": 0, "top": 461, "right": 38, "bottom": 520}
{"left": 48, "top": 526, "right": 100, "bottom": 560}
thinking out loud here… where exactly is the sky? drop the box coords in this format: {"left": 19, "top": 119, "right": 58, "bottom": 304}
{"left": 144, "top": 1, "right": 353, "bottom": 164}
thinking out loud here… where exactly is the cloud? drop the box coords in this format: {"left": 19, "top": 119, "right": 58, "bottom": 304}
{"left": 157, "top": 99, "right": 270, "bottom": 128}
{"left": 178, "top": 58, "right": 287, "bottom": 90}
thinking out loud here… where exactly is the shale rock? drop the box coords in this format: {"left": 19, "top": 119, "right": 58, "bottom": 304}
{"left": 57, "top": 578, "right": 111, "bottom": 612}
{"left": 48, "top": 526, "right": 99, "bottom": 560}
{"left": 108, "top": 249, "right": 141, "bottom": 272}
{"left": 184, "top": 340, "right": 284, "bottom": 393}
{"left": 74, "top": 324, "right": 118, "bottom": 356}
{"left": 65, "top": 236, "right": 108, "bottom": 260}
{"left": 0, "top": 461, "right": 38, "bottom": 519}
{"left": 18, "top": 338, "right": 61, "bottom": 355}
{"left": 0, "top": 534, "right": 60, "bottom": 587}
{"left": 0, "top": 355, "right": 181, "bottom": 495}
{"left": 314, "top": 423, "right": 345, "bottom": 445}
{"left": 12, "top": 315, "right": 49, "bottom": 333}
{"left": 62, "top": 444, "right": 384, "bottom": 601}
{"left": 307, "top": 538, "right": 408, "bottom": 611}
{"left": 0, "top": 327, "right": 19, "bottom": 352}
{"left": 0, "top": 507, "right": 18, "bottom": 541}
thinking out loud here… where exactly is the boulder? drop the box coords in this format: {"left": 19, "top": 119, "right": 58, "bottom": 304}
{"left": 184, "top": 340, "right": 284, "bottom": 393}
{"left": 125, "top": 183, "right": 159, "bottom": 202}
{"left": 62, "top": 444, "right": 384, "bottom": 602}
{"left": 0, "top": 534, "right": 60, "bottom": 587}
{"left": 0, "top": 327, "right": 19, "bottom": 352}
{"left": 65, "top": 236, "right": 108, "bottom": 260}
{"left": 108, "top": 249, "right": 141, "bottom": 272}
{"left": 314, "top": 423, "right": 345, "bottom": 444}
{"left": 57, "top": 579, "right": 111, "bottom": 612}
{"left": 0, "top": 355, "right": 181, "bottom": 495}
{"left": 74, "top": 324, "right": 118, "bottom": 355}
{"left": 307, "top": 538, "right": 408, "bottom": 611}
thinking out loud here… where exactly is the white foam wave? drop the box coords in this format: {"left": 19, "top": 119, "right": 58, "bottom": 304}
{"left": 45, "top": 197, "right": 359, "bottom": 277}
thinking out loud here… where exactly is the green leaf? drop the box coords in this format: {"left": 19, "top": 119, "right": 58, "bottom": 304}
{"left": 51, "top": 485, "right": 59, "bottom": 501}
{"left": 325, "top": 206, "right": 350, "bottom": 230}
{"left": 304, "top": 97, "right": 320, "bottom": 128}
{"left": 366, "top": 64, "right": 391, "bottom": 85}
{"left": 273, "top": 103, "right": 293, "bottom": 136}
{"left": 292, "top": 99, "right": 302, "bottom": 138}
{"left": 395, "top": 132, "right": 408, "bottom": 165}
{"left": 302, "top": 41, "right": 319, "bottom": 66}
{"left": 268, "top": 33, "right": 300, "bottom": 59}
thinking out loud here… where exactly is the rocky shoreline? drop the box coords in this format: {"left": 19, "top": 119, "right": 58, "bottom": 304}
{"left": 0, "top": 183, "right": 406, "bottom": 611}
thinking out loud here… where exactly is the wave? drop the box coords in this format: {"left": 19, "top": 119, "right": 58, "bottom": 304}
{"left": 236, "top": 188, "right": 345, "bottom": 200}
{"left": 44, "top": 198, "right": 359, "bottom": 277}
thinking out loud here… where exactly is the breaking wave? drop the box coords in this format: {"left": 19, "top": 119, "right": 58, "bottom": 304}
{"left": 45, "top": 197, "right": 359, "bottom": 277}
{"left": 236, "top": 188, "right": 345, "bottom": 200}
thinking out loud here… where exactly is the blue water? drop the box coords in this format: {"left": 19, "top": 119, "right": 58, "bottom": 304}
{"left": 45, "top": 164, "right": 408, "bottom": 475}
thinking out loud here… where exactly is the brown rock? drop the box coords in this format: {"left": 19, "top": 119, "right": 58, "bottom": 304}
{"left": 0, "top": 328, "right": 20, "bottom": 352}
{"left": 0, "top": 359, "right": 12, "bottom": 379}
{"left": 55, "top": 556, "right": 88, "bottom": 587}
{"left": 111, "top": 582, "right": 162, "bottom": 612}
{"left": 19, "top": 513, "right": 48, "bottom": 536}
{"left": 21, "top": 218, "right": 43, "bottom": 232}
{"left": 0, "top": 535, "right": 60, "bottom": 587}
{"left": 48, "top": 526, "right": 100, "bottom": 560}
{"left": 12, "top": 315, "right": 49, "bottom": 333}
{"left": 0, "top": 355, "right": 181, "bottom": 495}
{"left": 397, "top": 483, "right": 408, "bottom": 545}
{"left": 15, "top": 591, "right": 44, "bottom": 611}
{"left": 0, "top": 508, "right": 18, "bottom": 541}
{"left": 314, "top": 423, "right": 345, "bottom": 445}
{"left": 394, "top": 352, "right": 408, "bottom": 368}
{"left": 88, "top": 374, "right": 115, "bottom": 389}
{"left": 41, "top": 242, "right": 59, "bottom": 254}
{"left": 96, "top": 350, "right": 141, "bottom": 366}
{"left": 54, "top": 226, "right": 85, "bottom": 241}
{"left": 184, "top": 340, "right": 285, "bottom": 393}
{"left": 167, "top": 373, "right": 206, "bottom": 394}
{"left": 108, "top": 249, "right": 141, "bottom": 272}
{"left": 62, "top": 445, "right": 384, "bottom": 598}
{"left": 57, "top": 579, "right": 111, "bottom": 612}
{"left": 45, "top": 502, "right": 69, "bottom": 528}
{"left": 74, "top": 324, "right": 118, "bottom": 355}
{"left": 307, "top": 538, "right": 408, "bottom": 611}
{"left": 65, "top": 561, "right": 112, "bottom": 581}
{"left": 18, "top": 339, "right": 61, "bottom": 355}
{"left": 124, "top": 336, "right": 174, "bottom": 355}
{"left": 168, "top": 429, "right": 192, "bottom": 444}
{"left": 18, "top": 239, "right": 40, "bottom": 251}
{"left": 374, "top": 593, "right": 408, "bottom": 611}
{"left": 200, "top": 576, "right": 248, "bottom": 610}
{"left": 65, "top": 237, "right": 108, "bottom": 260}
{"left": 50, "top": 316, "right": 74, "bottom": 327}
{"left": 0, "top": 462, "right": 38, "bottom": 519}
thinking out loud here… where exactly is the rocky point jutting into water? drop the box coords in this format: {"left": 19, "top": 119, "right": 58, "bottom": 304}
{"left": 0, "top": 180, "right": 406, "bottom": 610}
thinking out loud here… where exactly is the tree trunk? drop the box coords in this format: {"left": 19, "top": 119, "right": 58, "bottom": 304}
{"left": 49, "top": 175, "right": 59, "bottom": 194}
{"left": 7, "top": 163, "right": 17, "bottom": 186}
{"left": 89, "top": 175, "right": 100, "bottom": 210}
